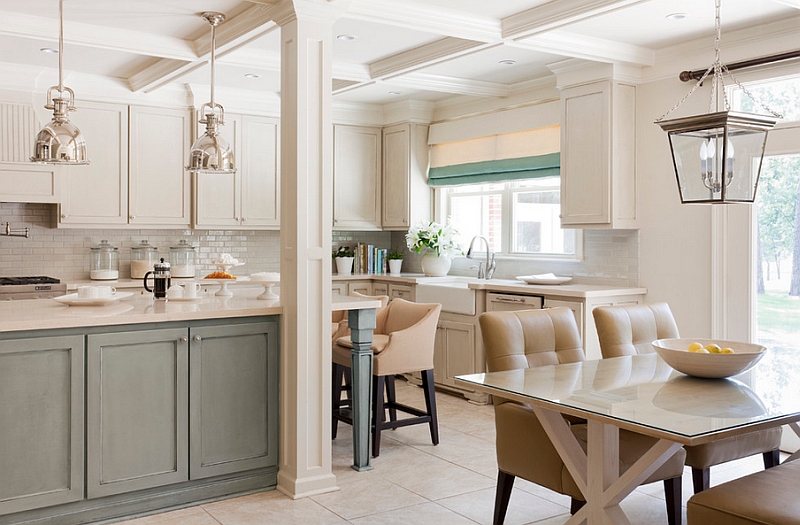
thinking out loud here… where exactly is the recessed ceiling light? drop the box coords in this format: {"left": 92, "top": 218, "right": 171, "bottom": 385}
{"left": 499, "top": 59, "right": 516, "bottom": 66}
{"left": 40, "top": 47, "right": 59, "bottom": 54}
{"left": 388, "top": 90, "right": 403, "bottom": 96}
{"left": 244, "top": 73, "right": 261, "bottom": 79}
{"left": 337, "top": 34, "right": 357, "bottom": 42}
{"left": 666, "top": 12, "right": 688, "bottom": 20}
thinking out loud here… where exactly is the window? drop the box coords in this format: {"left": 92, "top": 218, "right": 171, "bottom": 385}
{"left": 438, "top": 177, "right": 579, "bottom": 258}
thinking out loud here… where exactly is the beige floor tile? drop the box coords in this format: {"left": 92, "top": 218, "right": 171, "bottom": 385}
{"left": 348, "top": 502, "right": 479, "bottom": 525}
{"left": 438, "top": 487, "right": 568, "bottom": 525}
{"left": 386, "top": 457, "right": 495, "bottom": 500}
{"left": 109, "top": 506, "right": 220, "bottom": 525}
{"left": 203, "top": 490, "right": 346, "bottom": 525}
{"left": 311, "top": 476, "right": 426, "bottom": 520}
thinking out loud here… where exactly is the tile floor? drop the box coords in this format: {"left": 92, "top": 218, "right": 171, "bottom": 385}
{"left": 110, "top": 379, "right": 780, "bottom": 525}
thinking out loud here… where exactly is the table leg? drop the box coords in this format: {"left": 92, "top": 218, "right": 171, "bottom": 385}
{"left": 348, "top": 307, "right": 376, "bottom": 472}
{"left": 532, "top": 407, "right": 682, "bottom": 525}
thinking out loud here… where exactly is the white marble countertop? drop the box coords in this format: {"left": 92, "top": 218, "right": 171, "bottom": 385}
{"left": 0, "top": 287, "right": 281, "bottom": 333}
{"left": 332, "top": 273, "right": 646, "bottom": 298}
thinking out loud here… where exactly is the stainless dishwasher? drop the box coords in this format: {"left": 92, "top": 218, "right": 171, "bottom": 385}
{"left": 486, "top": 292, "right": 543, "bottom": 312}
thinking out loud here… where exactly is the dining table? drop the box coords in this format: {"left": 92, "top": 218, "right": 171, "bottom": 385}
{"left": 456, "top": 352, "right": 800, "bottom": 525}
{"left": 331, "top": 294, "right": 383, "bottom": 472}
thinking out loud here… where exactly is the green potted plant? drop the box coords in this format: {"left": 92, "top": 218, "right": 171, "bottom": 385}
{"left": 405, "top": 219, "right": 462, "bottom": 276}
{"left": 332, "top": 245, "right": 355, "bottom": 275}
{"left": 387, "top": 247, "right": 405, "bottom": 275}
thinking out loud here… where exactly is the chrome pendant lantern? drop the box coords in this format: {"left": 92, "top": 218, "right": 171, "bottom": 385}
{"left": 187, "top": 12, "right": 235, "bottom": 174}
{"left": 31, "top": 0, "right": 89, "bottom": 165}
{"left": 655, "top": 0, "right": 779, "bottom": 204}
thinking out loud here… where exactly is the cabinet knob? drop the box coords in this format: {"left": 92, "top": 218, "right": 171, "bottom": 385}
{"left": 130, "top": 215, "right": 136, "bottom": 220}
{"left": 61, "top": 214, "right": 67, "bottom": 219}
{"left": 194, "top": 335, "right": 202, "bottom": 342}
{"left": 180, "top": 336, "right": 188, "bottom": 343}
{"left": 403, "top": 219, "right": 407, "bottom": 224}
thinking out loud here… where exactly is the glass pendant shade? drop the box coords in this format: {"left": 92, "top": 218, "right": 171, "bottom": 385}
{"left": 658, "top": 111, "right": 775, "bottom": 203}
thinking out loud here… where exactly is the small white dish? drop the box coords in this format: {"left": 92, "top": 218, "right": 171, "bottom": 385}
{"left": 516, "top": 274, "right": 572, "bottom": 285}
{"left": 54, "top": 291, "right": 134, "bottom": 306}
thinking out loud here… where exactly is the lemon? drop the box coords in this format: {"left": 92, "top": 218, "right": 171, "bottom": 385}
{"left": 720, "top": 347, "right": 735, "bottom": 354}
{"left": 705, "top": 343, "right": 722, "bottom": 354}
{"left": 688, "top": 342, "right": 704, "bottom": 352}
{"left": 693, "top": 348, "right": 710, "bottom": 353}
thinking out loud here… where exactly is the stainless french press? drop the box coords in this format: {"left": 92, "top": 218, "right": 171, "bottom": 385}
{"left": 143, "top": 258, "right": 171, "bottom": 299}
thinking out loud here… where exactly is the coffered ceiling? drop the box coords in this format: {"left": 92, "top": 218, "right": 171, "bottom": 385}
{"left": 0, "top": 0, "right": 798, "bottom": 106}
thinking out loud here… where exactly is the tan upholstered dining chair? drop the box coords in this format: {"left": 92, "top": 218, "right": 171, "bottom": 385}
{"left": 593, "top": 302, "right": 782, "bottom": 493}
{"left": 332, "top": 298, "right": 441, "bottom": 457}
{"left": 480, "top": 307, "right": 685, "bottom": 525}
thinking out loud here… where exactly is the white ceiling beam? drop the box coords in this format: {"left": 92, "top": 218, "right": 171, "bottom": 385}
{"left": 383, "top": 72, "right": 510, "bottom": 98}
{"left": 513, "top": 30, "right": 654, "bottom": 67}
{"left": 0, "top": 10, "right": 194, "bottom": 61}
{"left": 370, "top": 37, "right": 497, "bottom": 79}
{"left": 129, "top": 4, "right": 279, "bottom": 93}
{"left": 343, "top": 0, "right": 501, "bottom": 42}
{"left": 502, "top": 0, "right": 650, "bottom": 40}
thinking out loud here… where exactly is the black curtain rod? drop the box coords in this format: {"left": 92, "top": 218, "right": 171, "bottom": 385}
{"left": 679, "top": 49, "right": 800, "bottom": 82}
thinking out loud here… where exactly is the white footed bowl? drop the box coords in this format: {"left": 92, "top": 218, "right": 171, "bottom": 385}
{"left": 652, "top": 338, "right": 767, "bottom": 379}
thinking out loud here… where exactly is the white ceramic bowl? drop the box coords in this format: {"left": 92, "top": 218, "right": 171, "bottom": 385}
{"left": 652, "top": 338, "right": 767, "bottom": 379}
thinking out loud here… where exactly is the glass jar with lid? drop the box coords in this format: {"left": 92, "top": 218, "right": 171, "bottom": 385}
{"left": 90, "top": 240, "right": 119, "bottom": 280}
{"left": 169, "top": 240, "right": 196, "bottom": 278}
{"left": 130, "top": 240, "right": 158, "bottom": 279}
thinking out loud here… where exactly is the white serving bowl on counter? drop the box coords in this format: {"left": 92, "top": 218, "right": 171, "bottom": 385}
{"left": 652, "top": 338, "right": 767, "bottom": 379}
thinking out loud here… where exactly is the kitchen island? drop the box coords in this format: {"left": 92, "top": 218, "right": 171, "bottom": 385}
{"left": 0, "top": 288, "right": 281, "bottom": 525}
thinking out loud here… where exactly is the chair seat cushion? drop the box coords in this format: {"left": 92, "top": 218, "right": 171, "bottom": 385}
{"left": 687, "top": 457, "right": 800, "bottom": 525}
{"left": 685, "top": 426, "right": 783, "bottom": 469}
{"left": 332, "top": 335, "right": 390, "bottom": 367}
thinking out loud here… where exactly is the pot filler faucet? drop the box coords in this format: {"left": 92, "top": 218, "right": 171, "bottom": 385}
{"left": 466, "top": 235, "right": 496, "bottom": 279}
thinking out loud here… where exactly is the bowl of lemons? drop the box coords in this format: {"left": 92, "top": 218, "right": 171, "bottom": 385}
{"left": 651, "top": 338, "right": 767, "bottom": 379}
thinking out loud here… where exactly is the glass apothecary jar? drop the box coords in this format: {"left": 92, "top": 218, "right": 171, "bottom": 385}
{"left": 169, "top": 240, "right": 196, "bottom": 278}
{"left": 90, "top": 240, "right": 119, "bottom": 280}
{"left": 130, "top": 240, "right": 158, "bottom": 279}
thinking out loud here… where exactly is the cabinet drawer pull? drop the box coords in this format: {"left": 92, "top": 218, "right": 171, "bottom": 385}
{"left": 180, "top": 336, "right": 188, "bottom": 343}
{"left": 194, "top": 335, "right": 202, "bottom": 342}
{"left": 496, "top": 296, "right": 526, "bottom": 303}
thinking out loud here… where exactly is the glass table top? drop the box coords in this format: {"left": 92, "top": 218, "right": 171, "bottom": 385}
{"left": 456, "top": 352, "right": 800, "bottom": 443}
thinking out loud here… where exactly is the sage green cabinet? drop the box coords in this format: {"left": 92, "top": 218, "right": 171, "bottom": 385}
{"left": 86, "top": 328, "right": 189, "bottom": 498}
{"left": 0, "top": 335, "right": 84, "bottom": 515}
{"left": 189, "top": 321, "right": 279, "bottom": 479}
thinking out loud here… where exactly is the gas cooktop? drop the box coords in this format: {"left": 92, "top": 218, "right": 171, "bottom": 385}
{"left": 0, "top": 276, "right": 66, "bottom": 300}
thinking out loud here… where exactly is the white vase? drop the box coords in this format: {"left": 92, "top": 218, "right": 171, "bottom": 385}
{"left": 335, "top": 257, "right": 354, "bottom": 275}
{"left": 388, "top": 259, "right": 403, "bottom": 275}
{"left": 420, "top": 253, "right": 451, "bottom": 277}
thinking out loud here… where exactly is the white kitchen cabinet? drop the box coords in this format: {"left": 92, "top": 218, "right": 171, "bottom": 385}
{"left": 0, "top": 163, "right": 59, "bottom": 203}
{"left": 58, "top": 101, "right": 129, "bottom": 226}
{"left": 194, "top": 113, "right": 280, "bottom": 230}
{"left": 346, "top": 280, "right": 373, "bottom": 296}
{"left": 559, "top": 80, "right": 637, "bottom": 229}
{"left": 382, "top": 122, "right": 431, "bottom": 230}
{"left": 388, "top": 282, "right": 414, "bottom": 301}
{"left": 128, "top": 106, "right": 191, "bottom": 227}
{"left": 333, "top": 124, "right": 381, "bottom": 231}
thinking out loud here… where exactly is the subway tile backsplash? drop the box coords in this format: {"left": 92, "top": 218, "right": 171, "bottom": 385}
{"left": 3, "top": 203, "right": 638, "bottom": 286}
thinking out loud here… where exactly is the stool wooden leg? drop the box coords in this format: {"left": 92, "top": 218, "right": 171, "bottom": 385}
{"left": 663, "top": 476, "right": 682, "bottom": 525}
{"left": 372, "top": 375, "right": 386, "bottom": 457}
{"left": 386, "top": 375, "right": 397, "bottom": 423}
{"left": 332, "top": 364, "right": 344, "bottom": 439}
{"left": 421, "top": 369, "right": 439, "bottom": 445}
{"left": 763, "top": 449, "right": 781, "bottom": 469}
{"left": 692, "top": 467, "right": 710, "bottom": 493}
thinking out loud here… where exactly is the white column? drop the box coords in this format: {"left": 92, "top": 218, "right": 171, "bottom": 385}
{"left": 275, "top": 1, "right": 336, "bottom": 499}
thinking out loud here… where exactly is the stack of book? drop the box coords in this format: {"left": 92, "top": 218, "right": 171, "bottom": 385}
{"left": 354, "top": 243, "right": 389, "bottom": 275}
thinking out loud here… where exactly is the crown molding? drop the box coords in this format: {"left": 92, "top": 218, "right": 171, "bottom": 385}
{"left": 384, "top": 72, "right": 509, "bottom": 98}
{"left": 502, "top": 0, "right": 648, "bottom": 40}
{"left": 370, "top": 38, "right": 494, "bottom": 79}
{"left": 515, "top": 30, "right": 654, "bottom": 67}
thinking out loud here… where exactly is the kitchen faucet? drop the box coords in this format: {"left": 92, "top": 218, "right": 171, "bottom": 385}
{"left": 466, "top": 235, "right": 496, "bottom": 279}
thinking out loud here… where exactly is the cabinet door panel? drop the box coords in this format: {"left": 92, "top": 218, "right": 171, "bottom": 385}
{"left": 241, "top": 115, "right": 280, "bottom": 227}
{"left": 0, "top": 336, "right": 84, "bottom": 514}
{"left": 333, "top": 125, "right": 381, "bottom": 230}
{"left": 87, "top": 329, "right": 188, "bottom": 498}
{"left": 382, "top": 124, "right": 410, "bottom": 229}
{"left": 59, "top": 101, "right": 128, "bottom": 225}
{"left": 440, "top": 320, "right": 475, "bottom": 381}
{"left": 189, "top": 321, "right": 279, "bottom": 479}
{"left": 129, "top": 106, "right": 191, "bottom": 226}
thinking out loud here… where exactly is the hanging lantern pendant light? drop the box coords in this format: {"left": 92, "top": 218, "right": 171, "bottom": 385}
{"left": 31, "top": 0, "right": 89, "bottom": 165}
{"left": 187, "top": 12, "right": 236, "bottom": 174}
{"left": 655, "top": 0, "right": 780, "bottom": 204}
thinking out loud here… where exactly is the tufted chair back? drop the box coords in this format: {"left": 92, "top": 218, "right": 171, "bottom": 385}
{"left": 593, "top": 302, "right": 679, "bottom": 358}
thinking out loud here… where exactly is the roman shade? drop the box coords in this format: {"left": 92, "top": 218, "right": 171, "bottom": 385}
{"left": 427, "top": 125, "right": 560, "bottom": 187}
